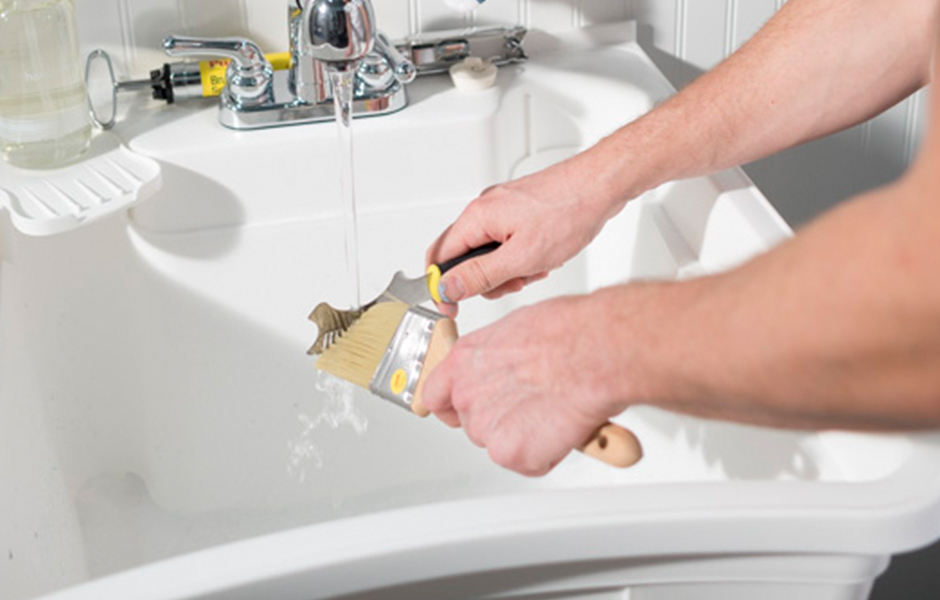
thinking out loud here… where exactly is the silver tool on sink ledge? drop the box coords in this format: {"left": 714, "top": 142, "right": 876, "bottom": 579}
{"left": 84, "top": 48, "right": 294, "bottom": 130}
{"left": 162, "top": 0, "right": 526, "bottom": 130}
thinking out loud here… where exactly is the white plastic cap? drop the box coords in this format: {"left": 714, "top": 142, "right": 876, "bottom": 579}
{"left": 449, "top": 57, "right": 498, "bottom": 91}
{"left": 442, "top": 0, "right": 485, "bottom": 13}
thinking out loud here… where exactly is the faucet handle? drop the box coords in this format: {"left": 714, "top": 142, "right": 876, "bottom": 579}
{"left": 375, "top": 31, "right": 416, "bottom": 84}
{"left": 163, "top": 36, "right": 273, "bottom": 106}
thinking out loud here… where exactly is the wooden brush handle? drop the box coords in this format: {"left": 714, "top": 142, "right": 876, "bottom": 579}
{"left": 413, "top": 318, "right": 643, "bottom": 469}
{"left": 412, "top": 318, "right": 458, "bottom": 417}
{"left": 579, "top": 422, "right": 643, "bottom": 468}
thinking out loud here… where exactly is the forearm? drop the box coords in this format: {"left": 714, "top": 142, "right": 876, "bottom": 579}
{"left": 601, "top": 175, "right": 940, "bottom": 430}
{"left": 582, "top": 0, "right": 935, "bottom": 211}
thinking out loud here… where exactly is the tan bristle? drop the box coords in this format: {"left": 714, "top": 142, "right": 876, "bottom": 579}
{"left": 314, "top": 302, "right": 410, "bottom": 389}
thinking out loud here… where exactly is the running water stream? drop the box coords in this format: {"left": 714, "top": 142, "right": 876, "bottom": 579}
{"left": 329, "top": 66, "right": 362, "bottom": 309}
{"left": 290, "top": 65, "right": 369, "bottom": 477}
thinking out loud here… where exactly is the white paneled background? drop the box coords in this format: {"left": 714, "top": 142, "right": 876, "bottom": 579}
{"left": 74, "top": 0, "right": 928, "bottom": 226}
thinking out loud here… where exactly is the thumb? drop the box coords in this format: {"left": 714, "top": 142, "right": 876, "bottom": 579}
{"left": 438, "top": 251, "right": 513, "bottom": 303}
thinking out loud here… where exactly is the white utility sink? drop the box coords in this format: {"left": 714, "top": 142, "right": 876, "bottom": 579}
{"left": 2, "top": 21, "right": 939, "bottom": 600}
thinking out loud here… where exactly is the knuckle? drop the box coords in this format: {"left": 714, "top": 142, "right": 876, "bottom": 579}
{"left": 421, "top": 394, "right": 439, "bottom": 412}
{"left": 450, "top": 386, "right": 473, "bottom": 414}
{"left": 452, "top": 398, "right": 473, "bottom": 418}
{"left": 488, "top": 435, "right": 554, "bottom": 477}
{"left": 463, "top": 199, "right": 487, "bottom": 222}
{"left": 487, "top": 436, "right": 525, "bottom": 471}
{"left": 479, "top": 183, "right": 506, "bottom": 199}
{"left": 464, "top": 421, "right": 486, "bottom": 448}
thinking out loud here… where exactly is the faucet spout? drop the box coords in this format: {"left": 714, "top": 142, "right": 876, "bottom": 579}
{"left": 303, "top": 0, "right": 375, "bottom": 67}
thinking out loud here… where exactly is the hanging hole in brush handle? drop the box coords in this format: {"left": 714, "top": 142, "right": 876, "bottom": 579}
{"left": 579, "top": 422, "right": 643, "bottom": 468}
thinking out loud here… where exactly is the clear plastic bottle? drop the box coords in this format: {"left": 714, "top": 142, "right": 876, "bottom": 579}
{"left": 0, "top": 0, "right": 91, "bottom": 169}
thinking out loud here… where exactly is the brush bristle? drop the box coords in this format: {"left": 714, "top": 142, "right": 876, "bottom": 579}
{"left": 314, "top": 302, "right": 410, "bottom": 389}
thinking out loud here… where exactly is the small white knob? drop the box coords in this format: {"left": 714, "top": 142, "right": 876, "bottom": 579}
{"left": 449, "top": 57, "right": 498, "bottom": 91}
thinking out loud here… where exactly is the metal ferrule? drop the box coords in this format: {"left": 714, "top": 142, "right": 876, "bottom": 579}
{"left": 369, "top": 306, "right": 443, "bottom": 411}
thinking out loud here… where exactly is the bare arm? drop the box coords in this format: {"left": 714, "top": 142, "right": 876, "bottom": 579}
{"left": 597, "top": 200, "right": 940, "bottom": 434}
{"left": 420, "top": 1, "right": 940, "bottom": 475}
{"left": 427, "top": 0, "right": 936, "bottom": 308}
{"left": 422, "top": 133, "right": 940, "bottom": 475}
{"left": 603, "top": 4, "right": 940, "bottom": 428}
{"left": 607, "top": 123, "right": 940, "bottom": 431}
{"left": 597, "top": 0, "right": 935, "bottom": 199}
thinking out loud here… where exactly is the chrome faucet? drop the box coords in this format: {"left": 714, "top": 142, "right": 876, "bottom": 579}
{"left": 287, "top": 0, "right": 416, "bottom": 107}
{"left": 164, "top": 1, "right": 526, "bottom": 131}
{"left": 165, "top": 0, "right": 414, "bottom": 129}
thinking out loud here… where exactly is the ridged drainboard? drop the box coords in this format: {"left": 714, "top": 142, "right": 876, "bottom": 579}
{"left": 0, "top": 132, "right": 161, "bottom": 236}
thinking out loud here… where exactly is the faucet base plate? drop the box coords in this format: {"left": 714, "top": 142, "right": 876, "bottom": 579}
{"left": 219, "top": 70, "right": 408, "bottom": 130}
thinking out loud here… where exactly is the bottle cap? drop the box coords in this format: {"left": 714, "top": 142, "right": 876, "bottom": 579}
{"left": 449, "top": 57, "right": 498, "bottom": 91}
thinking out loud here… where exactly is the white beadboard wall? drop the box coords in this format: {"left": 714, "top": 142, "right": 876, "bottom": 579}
{"left": 632, "top": 0, "right": 928, "bottom": 225}
{"left": 74, "top": 0, "right": 632, "bottom": 77}
{"left": 74, "top": 0, "right": 927, "bottom": 227}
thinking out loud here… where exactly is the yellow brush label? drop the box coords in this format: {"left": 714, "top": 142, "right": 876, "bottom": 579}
{"left": 390, "top": 369, "right": 409, "bottom": 395}
{"left": 198, "top": 52, "right": 292, "bottom": 98}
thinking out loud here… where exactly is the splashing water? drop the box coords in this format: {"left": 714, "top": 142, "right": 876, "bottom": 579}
{"left": 312, "top": 370, "right": 368, "bottom": 433}
{"left": 287, "top": 370, "right": 369, "bottom": 482}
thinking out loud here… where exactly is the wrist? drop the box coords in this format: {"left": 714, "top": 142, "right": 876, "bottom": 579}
{"left": 584, "top": 280, "right": 706, "bottom": 413}
{"left": 577, "top": 119, "right": 679, "bottom": 218}
{"left": 588, "top": 94, "right": 723, "bottom": 214}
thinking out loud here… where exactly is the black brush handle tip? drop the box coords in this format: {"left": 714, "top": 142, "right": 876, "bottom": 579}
{"left": 437, "top": 241, "right": 501, "bottom": 274}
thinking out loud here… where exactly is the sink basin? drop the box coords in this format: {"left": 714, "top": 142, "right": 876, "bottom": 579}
{"left": 2, "top": 21, "right": 939, "bottom": 600}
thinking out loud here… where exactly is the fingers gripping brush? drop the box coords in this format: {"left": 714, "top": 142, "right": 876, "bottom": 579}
{"left": 314, "top": 302, "right": 644, "bottom": 469}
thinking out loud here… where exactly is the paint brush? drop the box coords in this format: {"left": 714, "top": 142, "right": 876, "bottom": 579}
{"left": 314, "top": 301, "right": 644, "bottom": 468}
{"left": 308, "top": 242, "right": 500, "bottom": 356}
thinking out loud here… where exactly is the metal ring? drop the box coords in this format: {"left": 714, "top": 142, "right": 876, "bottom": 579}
{"left": 85, "top": 49, "right": 118, "bottom": 130}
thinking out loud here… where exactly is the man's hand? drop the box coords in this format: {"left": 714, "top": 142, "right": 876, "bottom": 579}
{"left": 420, "top": 294, "right": 630, "bottom": 476}
{"left": 425, "top": 152, "right": 628, "bottom": 317}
